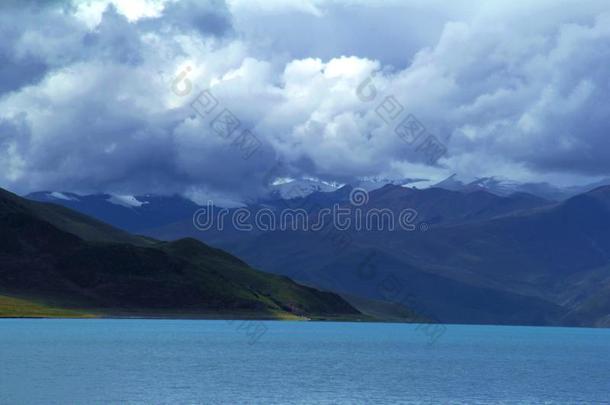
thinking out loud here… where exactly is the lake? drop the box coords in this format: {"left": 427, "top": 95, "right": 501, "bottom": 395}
{"left": 1, "top": 320, "right": 609, "bottom": 404}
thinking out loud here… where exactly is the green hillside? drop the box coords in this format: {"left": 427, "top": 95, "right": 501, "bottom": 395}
{"left": 0, "top": 188, "right": 361, "bottom": 320}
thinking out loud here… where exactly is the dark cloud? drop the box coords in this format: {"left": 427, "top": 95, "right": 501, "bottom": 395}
{"left": 0, "top": 55, "right": 47, "bottom": 94}
{"left": 82, "top": 6, "right": 144, "bottom": 66}
{"left": 1, "top": 0, "right": 610, "bottom": 199}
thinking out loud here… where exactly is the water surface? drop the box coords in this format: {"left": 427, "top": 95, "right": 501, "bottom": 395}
{"left": 1, "top": 320, "right": 609, "bottom": 404}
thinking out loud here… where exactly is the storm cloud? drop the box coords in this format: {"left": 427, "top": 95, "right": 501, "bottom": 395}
{"left": 1, "top": 0, "right": 610, "bottom": 199}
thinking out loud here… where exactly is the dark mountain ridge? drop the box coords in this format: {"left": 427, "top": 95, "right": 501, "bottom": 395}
{"left": 22, "top": 184, "right": 610, "bottom": 326}
{"left": 1, "top": 187, "right": 360, "bottom": 319}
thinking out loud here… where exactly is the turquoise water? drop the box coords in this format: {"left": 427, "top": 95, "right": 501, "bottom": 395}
{"left": 1, "top": 320, "right": 609, "bottom": 404}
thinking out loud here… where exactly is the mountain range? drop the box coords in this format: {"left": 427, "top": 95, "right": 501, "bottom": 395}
{"left": 24, "top": 178, "right": 610, "bottom": 327}
{"left": 432, "top": 174, "right": 610, "bottom": 201}
{"left": 26, "top": 191, "right": 201, "bottom": 234}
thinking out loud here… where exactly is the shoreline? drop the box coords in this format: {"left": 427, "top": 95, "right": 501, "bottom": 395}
{"left": 2, "top": 315, "right": 609, "bottom": 329}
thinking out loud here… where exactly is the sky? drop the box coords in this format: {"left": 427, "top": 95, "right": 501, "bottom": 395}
{"left": 1, "top": 0, "right": 610, "bottom": 201}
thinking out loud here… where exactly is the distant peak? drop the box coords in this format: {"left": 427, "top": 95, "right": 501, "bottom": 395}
{"left": 269, "top": 178, "right": 340, "bottom": 200}
{"left": 25, "top": 191, "right": 81, "bottom": 202}
{"left": 106, "top": 194, "right": 147, "bottom": 208}
{"left": 50, "top": 192, "right": 79, "bottom": 201}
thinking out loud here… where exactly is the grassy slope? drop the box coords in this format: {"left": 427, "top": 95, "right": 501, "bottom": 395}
{"left": 0, "top": 188, "right": 362, "bottom": 320}
{"left": 0, "top": 294, "right": 308, "bottom": 320}
{"left": 162, "top": 238, "right": 359, "bottom": 318}
{"left": 0, "top": 295, "right": 95, "bottom": 318}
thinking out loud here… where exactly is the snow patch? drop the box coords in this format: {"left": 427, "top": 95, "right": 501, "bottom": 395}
{"left": 49, "top": 192, "right": 79, "bottom": 201}
{"left": 271, "top": 178, "right": 340, "bottom": 199}
{"left": 106, "top": 194, "right": 147, "bottom": 208}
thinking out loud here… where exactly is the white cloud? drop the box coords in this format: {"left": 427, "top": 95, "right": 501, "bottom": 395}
{"left": 1, "top": 0, "right": 610, "bottom": 198}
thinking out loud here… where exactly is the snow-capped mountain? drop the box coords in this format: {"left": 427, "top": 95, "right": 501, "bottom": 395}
{"left": 28, "top": 173, "right": 610, "bottom": 235}
{"left": 26, "top": 177, "right": 420, "bottom": 234}
{"left": 351, "top": 177, "right": 424, "bottom": 192}
{"left": 268, "top": 176, "right": 423, "bottom": 200}
{"left": 432, "top": 174, "right": 610, "bottom": 201}
{"left": 269, "top": 178, "right": 340, "bottom": 200}
{"left": 433, "top": 175, "right": 524, "bottom": 196}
